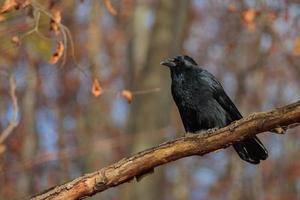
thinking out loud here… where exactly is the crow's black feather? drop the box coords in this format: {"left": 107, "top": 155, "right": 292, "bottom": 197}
{"left": 161, "top": 55, "right": 268, "bottom": 164}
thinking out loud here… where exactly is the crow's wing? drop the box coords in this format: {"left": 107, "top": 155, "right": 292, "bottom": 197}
{"left": 201, "top": 70, "right": 242, "bottom": 122}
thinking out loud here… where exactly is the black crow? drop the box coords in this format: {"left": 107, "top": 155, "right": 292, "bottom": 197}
{"left": 161, "top": 55, "right": 268, "bottom": 164}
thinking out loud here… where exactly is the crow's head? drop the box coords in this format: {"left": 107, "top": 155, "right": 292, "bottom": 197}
{"left": 160, "top": 55, "right": 198, "bottom": 69}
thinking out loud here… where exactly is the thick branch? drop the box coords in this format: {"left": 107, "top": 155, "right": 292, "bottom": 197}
{"left": 32, "top": 101, "right": 300, "bottom": 200}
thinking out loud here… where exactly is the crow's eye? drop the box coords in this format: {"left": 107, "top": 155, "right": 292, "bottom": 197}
{"left": 173, "top": 58, "right": 181, "bottom": 65}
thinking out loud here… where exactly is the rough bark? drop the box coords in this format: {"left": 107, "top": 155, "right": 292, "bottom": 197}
{"left": 31, "top": 100, "right": 300, "bottom": 200}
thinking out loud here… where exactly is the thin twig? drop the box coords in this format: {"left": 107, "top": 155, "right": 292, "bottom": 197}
{"left": 132, "top": 88, "right": 161, "bottom": 95}
{"left": 31, "top": 1, "right": 90, "bottom": 78}
{"left": 0, "top": 74, "right": 19, "bottom": 145}
{"left": 21, "top": 11, "right": 52, "bottom": 41}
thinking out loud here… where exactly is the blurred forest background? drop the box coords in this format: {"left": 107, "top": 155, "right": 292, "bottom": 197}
{"left": 0, "top": 0, "right": 300, "bottom": 200}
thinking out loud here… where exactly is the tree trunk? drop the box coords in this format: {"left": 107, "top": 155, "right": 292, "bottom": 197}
{"left": 125, "top": 1, "right": 190, "bottom": 200}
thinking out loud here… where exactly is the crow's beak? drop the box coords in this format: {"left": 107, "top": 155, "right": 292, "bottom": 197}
{"left": 160, "top": 58, "right": 176, "bottom": 67}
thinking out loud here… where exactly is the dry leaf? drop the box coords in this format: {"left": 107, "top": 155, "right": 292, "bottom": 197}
{"left": 242, "top": 9, "right": 257, "bottom": 23}
{"left": 0, "top": 0, "right": 30, "bottom": 14}
{"left": 50, "top": 9, "right": 61, "bottom": 34}
{"left": 120, "top": 89, "right": 133, "bottom": 103}
{"left": 11, "top": 35, "right": 21, "bottom": 46}
{"left": 0, "top": 0, "right": 17, "bottom": 13}
{"left": 293, "top": 38, "right": 300, "bottom": 56}
{"left": 241, "top": 9, "right": 258, "bottom": 32}
{"left": 49, "top": 41, "right": 64, "bottom": 64}
{"left": 91, "top": 78, "right": 103, "bottom": 97}
{"left": 104, "top": 0, "right": 117, "bottom": 16}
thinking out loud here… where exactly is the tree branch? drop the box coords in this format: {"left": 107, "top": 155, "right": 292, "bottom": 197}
{"left": 0, "top": 74, "right": 18, "bottom": 155}
{"left": 31, "top": 101, "right": 300, "bottom": 200}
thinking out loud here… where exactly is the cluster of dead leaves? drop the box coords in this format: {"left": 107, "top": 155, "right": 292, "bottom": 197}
{"left": 227, "top": 5, "right": 260, "bottom": 32}
{"left": 91, "top": 78, "right": 133, "bottom": 103}
{"left": 48, "top": 2, "right": 64, "bottom": 64}
{"left": 49, "top": 2, "right": 61, "bottom": 35}
{"left": 1, "top": 0, "right": 65, "bottom": 64}
{"left": 228, "top": 6, "right": 288, "bottom": 33}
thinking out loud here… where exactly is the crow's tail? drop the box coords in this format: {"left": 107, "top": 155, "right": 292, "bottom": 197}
{"left": 233, "top": 136, "right": 268, "bottom": 164}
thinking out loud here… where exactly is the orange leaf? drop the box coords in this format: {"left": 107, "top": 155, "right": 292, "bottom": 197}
{"left": 0, "top": 0, "right": 30, "bottom": 14}
{"left": 242, "top": 9, "right": 257, "bottom": 23}
{"left": 293, "top": 38, "right": 300, "bottom": 56}
{"left": 120, "top": 89, "right": 133, "bottom": 103}
{"left": 91, "top": 78, "right": 103, "bottom": 97}
{"left": 49, "top": 41, "right": 64, "bottom": 64}
{"left": 104, "top": 0, "right": 117, "bottom": 16}
{"left": 241, "top": 9, "right": 258, "bottom": 32}
{"left": 0, "top": 0, "right": 17, "bottom": 13}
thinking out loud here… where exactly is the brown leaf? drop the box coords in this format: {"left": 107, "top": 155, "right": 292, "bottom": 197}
{"left": 50, "top": 8, "right": 61, "bottom": 34}
{"left": 120, "top": 90, "right": 133, "bottom": 103}
{"left": 0, "top": 0, "right": 30, "bottom": 14}
{"left": 0, "top": 0, "right": 17, "bottom": 13}
{"left": 91, "top": 78, "right": 103, "bottom": 97}
{"left": 104, "top": 0, "right": 117, "bottom": 16}
{"left": 49, "top": 41, "right": 64, "bottom": 64}
{"left": 11, "top": 35, "right": 21, "bottom": 46}
{"left": 293, "top": 37, "right": 300, "bottom": 56}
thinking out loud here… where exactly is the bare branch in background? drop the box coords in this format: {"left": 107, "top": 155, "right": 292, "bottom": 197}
{"left": 31, "top": 100, "right": 300, "bottom": 200}
{"left": 0, "top": 74, "right": 18, "bottom": 154}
